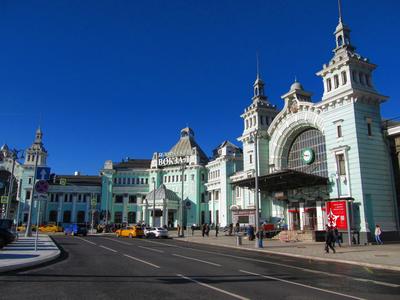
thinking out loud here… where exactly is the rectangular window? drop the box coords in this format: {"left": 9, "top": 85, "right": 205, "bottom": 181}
{"left": 367, "top": 118, "right": 372, "bottom": 136}
{"left": 145, "top": 178, "right": 148, "bottom": 184}
{"left": 172, "top": 176, "right": 175, "bottom": 182}
{"left": 180, "top": 175, "right": 182, "bottom": 181}
{"left": 136, "top": 178, "right": 140, "bottom": 184}
{"left": 129, "top": 195, "right": 137, "bottom": 204}
{"left": 249, "top": 154, "right": 253, "bottom": 164}
{"left": 336, "top": 154, "right": 346, "bottom": 176}
{"left": 337, "top": 125, "right": 343, "bottom": 138}
{"left": 168, "top": 176, "right": 171, "bottom": 183}
{"left": 352, "top": 71, "right": 357, "bottom": 82}
{"left": 115, "top": 195, "right": 123, "bottom": 203}
{"left": 334, "top": 75, "right": 339, "bottom": 88}
{"left": 260, "top": 116, "right": 264, "bottom": 125}
{"left": 201, "top": 173, "right": 205, "bottom": 182}
{"left": 184, "top": 175, "right": 187, "bottom": 181}
{"left": 215, "top": 191, "right": 219, "bottom": 200}
{"left": 140, "top": 178, "right": 144, "bottom": 184}
{"left": 70, "top": 194, "right": 73, "bottom": 202}
{"left": 28, "top": 177, "right": 32, "bottom": 185}
{"left": 176, "top": 175, "right": 179, "bottom": 182}
{"left": 327, "top": 78, "right": 332, "bottom": 92}
{"left": 341, "top": 71, "right": 347, "bottom": 85}
{"left": 191, "top": 174, "right": 195, "bottom": 181}
{"left": 201, "top": 193, "right": 205, "bottom": 203}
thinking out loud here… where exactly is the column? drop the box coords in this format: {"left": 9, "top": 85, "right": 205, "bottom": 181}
{"left": 85, "top": 195, "right": 90, "bottom": 223}
{"left": 316, "top": 200, "right": 324, "bottom": 230}
{"left": 299, "top": 202, "right": 305, "bottom": 230}
{"left": 71, "top": 194, "right": 77, "bottom": 223}
{"left": 123, "top": 194, "right": 128, "bottom": 223}
{"left": 57, "top": 194, "right": 64, "bottom": 223}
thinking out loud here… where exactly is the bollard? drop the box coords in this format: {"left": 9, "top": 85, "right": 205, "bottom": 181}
{"left": 236, "top": 235, "right": 242, "bottom": 246}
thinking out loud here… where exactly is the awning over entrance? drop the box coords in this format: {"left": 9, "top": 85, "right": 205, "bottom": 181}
{"left": 144, "top": 184, "right": 180, "bottom": 207}
{"left": 232, "top": 169, "right": 329, "bottom": 192}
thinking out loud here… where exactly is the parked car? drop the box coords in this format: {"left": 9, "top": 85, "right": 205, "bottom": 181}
{"left": 39, "top": 223, "right": 63, "bottom": 233}
{"left": 0, "top": 228, "right": 15, "bottom": 248}
{"left": 144, "top": 227, "right": 155, "bottom": 238}
{"left": 17, "top": 224, "right": 37, "bottom": 232}
{"left": 64, "top": 223, "right": 88, "bottom": 236}
{"left": 115, "top": 226, "right": 144, "bottom": 238}
{"left": 147, "top": 227, "right": 168, "bottom": 238}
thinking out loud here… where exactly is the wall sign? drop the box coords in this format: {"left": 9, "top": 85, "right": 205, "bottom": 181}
{"left": 158, "top": 153, "right": 190, "bottom": 167}
{"left": 326, "top": 200, "right": 348, "bottom": 230}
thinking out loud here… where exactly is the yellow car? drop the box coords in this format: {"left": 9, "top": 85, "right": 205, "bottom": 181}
{"left": 39, "top": 224, "right": 63, "bottom": 233}
{"left": 115, "top": 226, "right": 144, "bottom": 238}
{"left": 17, "top": 225, "right": 37, "bottom": 232}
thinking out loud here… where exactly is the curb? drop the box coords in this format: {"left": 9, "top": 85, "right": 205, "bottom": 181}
{"left": 0, "top": 237, "right": 61, "bottom": 274}
{"left": 176, "top": 239, "right": 400, "bottom": 272}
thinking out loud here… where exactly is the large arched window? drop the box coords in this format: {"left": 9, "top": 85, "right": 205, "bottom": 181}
{"left": 287, "top": 129, "right": 328, "bottom": 177}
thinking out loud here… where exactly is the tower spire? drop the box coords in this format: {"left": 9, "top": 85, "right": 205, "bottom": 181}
{"left": 338, "top": 0, "right": 343, "bottom": 23}
{"left": 256, "top": 52, "right": 260, "bottom": 80}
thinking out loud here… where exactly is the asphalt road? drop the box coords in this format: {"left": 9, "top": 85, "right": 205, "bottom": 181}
{"left": 1, "top": 235, "right": 400, "bottom": 300}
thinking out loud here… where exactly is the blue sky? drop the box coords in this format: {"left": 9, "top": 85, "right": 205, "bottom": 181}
{"left": 1, "top": 0, "right": 399, "bottom": 175}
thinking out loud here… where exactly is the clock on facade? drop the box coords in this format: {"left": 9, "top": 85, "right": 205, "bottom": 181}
{"left": 301, "top": 148, "right": 315, "bottom": 164}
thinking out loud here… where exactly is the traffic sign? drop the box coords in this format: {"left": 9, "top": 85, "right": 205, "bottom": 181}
{"left": 1, "top": 196, "right": 8, "bottom": 204}
{"left": 35, "top": 180, "right": 49, "bottom": 193}
{"left": 36, "top": 167, "right": 51, "bottom": 180}
{"left": 59, "top": 178, "right": 67, "bottom": 186}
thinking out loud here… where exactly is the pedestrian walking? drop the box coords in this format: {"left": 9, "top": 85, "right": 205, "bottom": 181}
{"left": 215, "top": 224, "right": 219, "bottom": 237}
{"left": 205, "top": 224, "right": 210, "bottom": 237}
{"left": 325, "top": 225, "right": 336, "bottom": 253}
{"left": 228, "top": 223, "right": 233, "bottom": 236}
{"left": 177, "top": 224, "right": 181, "bottom": 237}
{"left": 201, "top": 224, "right": 205, "bottom": 237}
{"left": 334, "top": 227, "right": 342, "bottom": 247}
{"left": 235, "top": 222, "right": 240, "bottom": 235}
{"left": 375, "top": 225, "right": 383, "bottom": 245}
{"left": 247, "top": 225, "right": 255, "bottom": 241}
{"left": 256, "top": 227, "right": 264, "bottom": 248}
{"left": 191, "top": 224, "right": 195, "bottom": 236}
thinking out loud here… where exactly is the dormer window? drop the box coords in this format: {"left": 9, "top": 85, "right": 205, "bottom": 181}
{"left": 337, "top": 35, "right": 343, "bottom": 47}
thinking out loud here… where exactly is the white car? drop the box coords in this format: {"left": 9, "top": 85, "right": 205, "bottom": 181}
{"left": 148, "top": 227, "right": 168, "bottom": 238}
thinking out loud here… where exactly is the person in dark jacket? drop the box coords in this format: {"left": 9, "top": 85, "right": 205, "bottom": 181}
{"left": 201, "top": 224, "right": 205, "bottom": 237}
{"left": 325, "top": 225, "right": 336, "bottom": 253}
{"left": 247, "top": 225, "right": 255, "bottom": 241}
{"left": 205, "top": 224, "right": 210, "bottom": 237}
{"left": 334, "top": 227, "right": 342, "bottom": 247}
{"left": 215, "top": 224, "right": 219, "bottom": 237}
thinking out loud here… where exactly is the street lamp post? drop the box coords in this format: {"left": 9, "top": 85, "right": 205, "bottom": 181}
{"left": 251, "top": 131, "right": 261, "bottom": 248}
{"left": 4, "top": 149, "right": 24, "bottom": 220}
{"left": 25, "top": 151, "right": 39, "bottom": 237}
{"left": 152, "top": 177, "right": 156, "bottom": 227}
{"left": 105, "top": 177, "right": 109, "bottom": 227}
{"left": 180, "top": 162, "right": 185, "bottom": 237}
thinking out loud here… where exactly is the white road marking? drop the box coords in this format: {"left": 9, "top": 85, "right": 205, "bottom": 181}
{"left": 177, "top": 274, "right": 249, "bottom": 300}
{"left": 173, "top": 253, "right": 221, "bottom": 267}
{"left": 146, "top": 240, "right": 398, "bottom": 289}
{"left": 75, "top": 237, "right": 97, "bottom": 245}
{"left": 123, "top": 254, "right": 160, "bottom": 269}
{"left": 138, "top": 245, "right": 164, "bottom": 253}
{"left": 101, "top": 237, "right": 131, "bottom": 246}
{"left": 99, "top": 245, "right": 118, "bottom": 253}
{"left": 239, "top": 270, "right": 366, "bottom": 300}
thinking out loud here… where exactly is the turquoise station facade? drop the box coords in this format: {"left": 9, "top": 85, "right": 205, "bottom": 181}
{"left": 0, "top": 5, "right": 399, "bottom": 243}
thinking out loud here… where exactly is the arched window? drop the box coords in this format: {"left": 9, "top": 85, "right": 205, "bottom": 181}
{"left": 326, "top": 79, "right": 332, "bottom": 92}
{"left": 341, "top": 71, "right": 347, "bottom": 85}
{"left": 77, "top": 211, "right": 85, "bottom": 223}
{"left": 49, "top": 210, "right": 58, "bottom": 222}
{"left": 287, "top": 129, "right": 328, "bottom": 178}
{"left": 334, "top": 75, "right": 339, "bottom": 88}
{"left": 63, "top": 211, "right": 71, "bottom": 223}
{"left": 128, "top": 211, "right": 136, "bottom": 224}
{"left": 337, "top": 35, "right": 343, "bottom": 47}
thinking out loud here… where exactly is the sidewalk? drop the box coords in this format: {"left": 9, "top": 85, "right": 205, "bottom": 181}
{"left": 0, "top": 234, "right": 60, "bottom": 273}
{"left": 176, "top": 230, "right": 400, "bottom": 272}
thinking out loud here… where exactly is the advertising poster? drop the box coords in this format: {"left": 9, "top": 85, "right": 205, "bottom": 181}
{"left": 326, "top": 200, "right": 348, "bottom": 230}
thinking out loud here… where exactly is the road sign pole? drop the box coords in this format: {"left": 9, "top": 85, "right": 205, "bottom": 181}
{"left": 25, "top": 151, "right": 39, "bottom": 237}
{"left": 35, "top": 198, "right": 41, "bottom": 251}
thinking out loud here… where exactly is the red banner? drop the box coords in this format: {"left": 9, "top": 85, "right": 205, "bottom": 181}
{"left": 326, "top": 201, "right": 348, "bottom": 230}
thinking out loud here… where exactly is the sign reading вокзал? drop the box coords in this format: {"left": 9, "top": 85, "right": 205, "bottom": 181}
{"left": 158, "top": 153, "right": 190, "bottom": 167}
